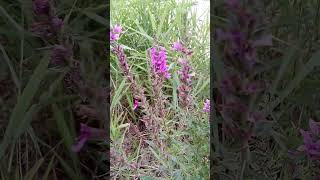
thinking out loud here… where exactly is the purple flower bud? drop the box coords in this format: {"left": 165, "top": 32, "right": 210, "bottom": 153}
{"left": 203, "top": 99, "right": 210, "bottom": 113}
{"left": 51, "top": 17, "right": 64, "bottom": 32}
{"left": 51, "top": 44, "right": 72, "bottom": 66}
{"left": 110, "top": 24, "right": 122, "bottom": 42}
{"left": 113, "top": 24, "right": 122, "bottom": 34}
{"left": 71, "top": 123, "right": 107, "bottom": 152}
{"left": 71, "top": 123, "right": 91, "bottom": 152}
{"left": 112, "top": 45, "right": 129, "bottom": 75}
{"left": 33, "top": 0, "right": 50, "bottom": 15}
{"left": 172, "top": 41, "right": 183, "bottom": 51}
{"left": 171, "top": 41, "right": 193, "bottom": 56}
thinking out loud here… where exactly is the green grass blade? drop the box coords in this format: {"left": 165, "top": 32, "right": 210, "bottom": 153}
{"left": 0, "top": 54, "right": 49, "bottom": 160}
{"left": 82, "top": 10, "right": 108, "bottom": 26}
{"left": 24, "top": 157, "right": 44, "bottom": 180}
{"left": 42, "top": 155, "right": 55, "bottom": 180}
{"left": 0, "top": 6, "right": 24, "bottom": 32}
{"left": 265, "top": 50, "right": 320, "bottom": 114}
{"left": 0, "top": 43, "right": 20, "bottom": 89}
{"left": 270, "top": 48, "right": 296, "bottom": 95}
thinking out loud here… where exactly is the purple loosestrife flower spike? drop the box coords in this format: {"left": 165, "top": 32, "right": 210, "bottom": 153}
{"left": 112, "top": 45, "right": 130, "bottom": 76}
{"left": 150, "top": 46, "right": 171, "bottom": 79}
{"left": 33, "top": 0, "right": 50, "bottom": 15}
{"left": 177, "top": 58, "right": 194, "bottom": 107}
{"left": 71, "top": 123, "right": 91, "bottom": 152}
{"left": 178, "top": 58, "right": 193, "bottom": 84}
{"left": 203, "top": 99, "right": 210, "bottom": 113}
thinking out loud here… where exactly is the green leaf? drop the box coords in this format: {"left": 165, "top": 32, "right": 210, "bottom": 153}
{"left": 42, "top": 156, "right": 55, "bottom": 180}
{"left": 111, "top": 79, "right": 128, "bottom": 110}
{"left": 82, "top": 10, "right": 108, "bottom": 26}
{"left": 0, "top": 6, "right": 24, "bottom": 32}
{"left": 54, "top": 152, "right": 82, "bottom": 180}
{"left": 270, "top": 48, "right": 296, "bottom": 95}
{"left": 0, "top": 54, "right": 49, "bottom": 160}
{"left": 0, "top": 43, "right": 20, "bottom": 89}
{"left": 264, "top": 50, "right": 320, "bottom": 114}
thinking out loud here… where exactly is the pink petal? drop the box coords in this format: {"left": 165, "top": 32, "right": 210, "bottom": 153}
{"left": 113, "top": 24, "right": 122, "bottom": 34}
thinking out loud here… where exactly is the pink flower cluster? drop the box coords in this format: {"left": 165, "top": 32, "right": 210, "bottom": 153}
{"left": 31, "top": 0, "right": 64, "bottom": 39}
{"left": 203, "top": 99, "right": 210, "bottom": 113}
{"left": 171, "top": 41, "right": 193, "bottom": 56}
{"left": 110, "top": 24, "right": 122, "bottom": 42}
{"left": 150, "top": 46, "right": 171, "bottom": 79}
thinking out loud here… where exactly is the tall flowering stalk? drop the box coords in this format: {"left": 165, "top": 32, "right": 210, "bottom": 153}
{"left": 112, "top": 45, "right": 148, "bottom": 111}
{"left": 149, "top": 46, "right": 170, "bottom": 118}
{"left": 111, "top": 26, "right": 159, "bottom": 151}
{"left": 214, "top": 1, "right": 273, "bottom": 177}
{"left": 31, "top": 0, "right": 107, "bottom": 153}
{"left": 171, "top": 41, "right": 193, "bottom": 56}
{"left": 216, "top": 0, "right": 272, "bottom": 145}
{"left": 177, "top": 58, "right": 194, "bottom": 108}
{"left": 172, "top": 41, "right": 194, "bottom": 108}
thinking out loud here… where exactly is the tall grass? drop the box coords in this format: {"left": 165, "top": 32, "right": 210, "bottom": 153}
{"left": 213, "top": 0, "right": 320, "bottom": 179}
{"left": 0, "top": 0, "right": 108, "bottom": 179}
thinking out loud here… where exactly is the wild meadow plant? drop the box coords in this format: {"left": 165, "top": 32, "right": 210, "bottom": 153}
{"left": 30, "top": 0, "right": 107, "bottom": 153}
{"left": 110, "top": 22, "right": 209, "bottom": 177}
{"left": 1, "top": 0, "right": 108, "bottom": 178}
{"left": 110, "top": 0, "right": 209, "bottom": 178}
{"left": 214, "top": 0, "right": 320, "bottom": 179}
{"left": 111, "top": 23, "right": 177, "bottom": 156}
{"left": 215, "top": 0, "right": 271, "bottom": 146}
